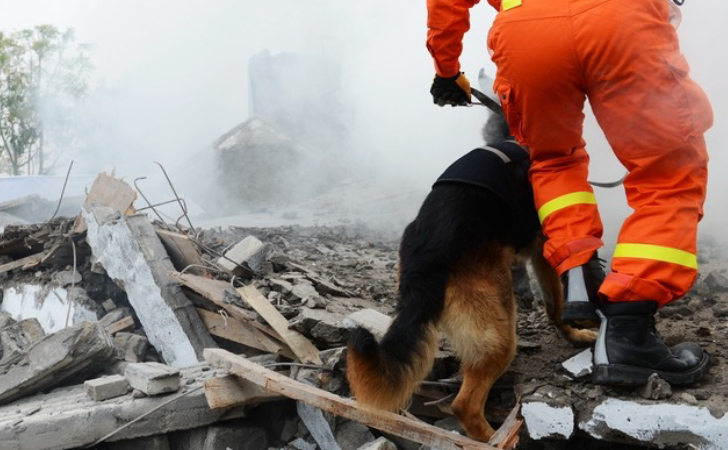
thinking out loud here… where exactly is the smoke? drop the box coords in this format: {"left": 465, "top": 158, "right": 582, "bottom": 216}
{"left": 0, "top": 1, "right": 725, "bottom": 242}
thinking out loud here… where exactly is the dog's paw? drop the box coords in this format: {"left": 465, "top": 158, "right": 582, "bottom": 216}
{"left": 563, "top": 326, "right": 598, "bottom": 347}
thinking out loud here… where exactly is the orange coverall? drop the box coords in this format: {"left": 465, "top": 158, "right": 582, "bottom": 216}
{"left": 427, "top": 0, "right": 713, "bottom": 306}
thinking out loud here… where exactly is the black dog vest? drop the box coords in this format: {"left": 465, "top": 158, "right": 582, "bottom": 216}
{"left": 433, "top": 140, "right": 540, "bottom": 249}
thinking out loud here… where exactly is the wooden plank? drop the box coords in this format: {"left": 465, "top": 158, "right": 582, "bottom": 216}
{"left": 156, "top": 229, "right": 208, "bottom": 276}
{"left": 197, "top": 308, "right": 293, "bottom": 357}
{"left": 0, "top": 252, "right": 47, "bottom": 275}
{"left": 237, "top": 285, "right": 322, "bottom": 365}
{"left": 203, "top": 375, "right": 282, "bottom": 409}
{"left": 204, "top": 349, "right": 497, "bottom": 450}
{"left": 489, "top": 402, "right": 522, "bottom": 450}
{"left": 169, "top": 272, "right": 293, "bottom": 357}
{"left": 105, "top": 316, "right": 135, "bottom": 335}
{"left": 74, "top": 173, "right": 137, "bottom": 233}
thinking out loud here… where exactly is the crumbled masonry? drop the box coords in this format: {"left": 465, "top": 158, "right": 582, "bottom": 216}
{"left": 0, "top": 176, "right": 726, "bottom": 449}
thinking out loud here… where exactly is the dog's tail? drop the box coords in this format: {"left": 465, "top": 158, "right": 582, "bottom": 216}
{"left": 347, "top": 314, "right": 439, "bottom": 412}
{"left": 347, "top": 186, "right": 476, "bottom": 412}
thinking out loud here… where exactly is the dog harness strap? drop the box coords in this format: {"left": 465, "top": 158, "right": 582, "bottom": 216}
{"left": 479, "top": 145, "right": 511, "bottom": 163}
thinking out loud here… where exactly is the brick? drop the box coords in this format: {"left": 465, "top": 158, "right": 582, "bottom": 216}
{"left": 85, "top": 375, "right": 131, "bottom": 401}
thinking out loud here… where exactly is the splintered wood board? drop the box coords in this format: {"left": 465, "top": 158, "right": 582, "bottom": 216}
{"left": 204, "top": 349, "right": 497, "bottom": 450}
{"left": 236, "top": 285, "right": 322, "bottom": 365}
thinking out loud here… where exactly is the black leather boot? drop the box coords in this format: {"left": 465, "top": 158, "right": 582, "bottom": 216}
{"left": 561, "top": 251, "right": 603, "bottom": 328}
{"left": 592, "top": 300, "right": 710, "bottom": 386}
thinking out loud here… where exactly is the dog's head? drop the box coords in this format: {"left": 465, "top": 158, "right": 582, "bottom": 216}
{"left": 481, "top": 113, "right": 511, "bottom": 145}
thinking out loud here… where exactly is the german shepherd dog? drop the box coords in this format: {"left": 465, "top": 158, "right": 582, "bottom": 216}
{"left": 346, "top": 114, "right": 597, "bottom": 442}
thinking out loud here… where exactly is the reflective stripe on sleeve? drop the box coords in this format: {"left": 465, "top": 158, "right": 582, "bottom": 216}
{"left": 502, "top": 0, "right": 522, "bottom": 11}
{"left": 537, "top": 192, "right": 597, "bottom": 223}
{"left": 613, "top": 243, "right": 698, "bottom": 269}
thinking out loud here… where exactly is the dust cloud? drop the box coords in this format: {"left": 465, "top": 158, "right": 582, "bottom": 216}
{"left": 0, "top": 1, "right": 725, "bottom": 244}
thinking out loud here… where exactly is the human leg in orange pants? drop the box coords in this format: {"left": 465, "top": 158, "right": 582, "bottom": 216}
{"left": 488, "top": 0, "right": 712, "bottom": 385}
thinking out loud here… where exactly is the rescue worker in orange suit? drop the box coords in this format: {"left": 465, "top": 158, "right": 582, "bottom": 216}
{"left": 427, "top": 0, "right": 713, "bottom": 386}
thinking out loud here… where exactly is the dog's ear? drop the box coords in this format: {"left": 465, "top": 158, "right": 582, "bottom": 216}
{"left": 481, "top": 113, "right": 511, "bottom": 144}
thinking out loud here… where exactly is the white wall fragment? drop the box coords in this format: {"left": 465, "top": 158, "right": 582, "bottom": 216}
{"left": 561, "top": 349, "right": 593, "bottom": 378}
{"left": 581, "top": 398, "right": 728, "bottom": 449}
{"left": 521, "top": 402, "right": 575, "bottom": 440}
{"left": 1, "top": 284, "right": 97, "bottom": 333}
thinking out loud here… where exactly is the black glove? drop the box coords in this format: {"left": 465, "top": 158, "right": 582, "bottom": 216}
{"left": 430, "top": 72, "right": 471, "bottom": 107}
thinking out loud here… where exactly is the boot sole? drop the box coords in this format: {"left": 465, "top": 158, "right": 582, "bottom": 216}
{"left": 562, "top": 302, "right": 600, "bottom": 329}
{"left": 592, "top": 353, "right": 711, "bottom": 386}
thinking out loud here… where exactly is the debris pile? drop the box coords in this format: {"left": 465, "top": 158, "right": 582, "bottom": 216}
{"left": 0, "top": 172, "right": 727, "bottom": 450}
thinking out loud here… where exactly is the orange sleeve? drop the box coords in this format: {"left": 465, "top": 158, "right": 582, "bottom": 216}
{"left": 426, "top": 0, "right": 487, "bottom": 77}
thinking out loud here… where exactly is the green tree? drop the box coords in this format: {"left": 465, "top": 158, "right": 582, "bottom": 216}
{"left": 0, "top": 25, "right": 91, "bottom": 175}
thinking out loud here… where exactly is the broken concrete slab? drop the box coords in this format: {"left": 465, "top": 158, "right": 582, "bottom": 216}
{"left": 0, "top": 364, "right": 243, "bottom": 450}
{"left": 83, "top": 206, "right": 217, "bottom": 366}
{"left": 125, "top": 362, "right": 181, "bottom": 396}
{"left": 580, "top": 398, "right": 728, "bottom": 449}
{"left": 218, "top": 235, "right": 273, "bottom": 275}
{"left": 0, "top": 321, "right": 117, "bottom": 405}
{"left": 521, "top": 402, "right": 574, "bottom": 440}
{"left": 85, "top": 375, "right": 131, "bottom": 401}
{"left": 561, "top": 349, "right": 593, "bottom": 379}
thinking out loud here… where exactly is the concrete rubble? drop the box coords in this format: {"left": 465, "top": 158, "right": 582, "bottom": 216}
{"left": 0, "top": 171, "right": 726, "bottom": 450}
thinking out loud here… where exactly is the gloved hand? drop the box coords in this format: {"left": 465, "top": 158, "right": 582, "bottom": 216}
{"left": 430, "top": 72, "right": 471, "bottom": 107}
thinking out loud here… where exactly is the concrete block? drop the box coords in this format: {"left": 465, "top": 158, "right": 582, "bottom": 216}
{"left": 124, "top": 362, "right": 180, "bottom": 396}
{"left": 357, "top": 437, "right": 397, "bottom": 450}
{"left": 113, "top": 332, "right": 149, "bottom": 363}
{"left": 105, "top": 434, "right": 171, "bottom": 450}
{"left": 218, "top": 235, "right": 273, "bottom": 274}
{"left": 0, "top": 321, "right": 117, "bottom": 405}
{"left": 85, "top": 375, "right": 131, "bottom": 401}
{"left": 83, "top": 207, "right": 217, "bottom": 366}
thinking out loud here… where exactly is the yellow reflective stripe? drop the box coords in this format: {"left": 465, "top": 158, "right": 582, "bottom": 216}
{"left": 613, "top": 243, "right": 698, "bottom": 269}
{"left": 537, "top": 192, "right": 597, "bottom": 223}
{"left": 502, "top": 0, "right": 522, "bottom": 11}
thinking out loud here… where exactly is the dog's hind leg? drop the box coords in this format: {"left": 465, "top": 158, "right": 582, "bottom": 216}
{"left": 529, "top": 236, "right": 597, "bottom": 346}
{"left": 440, "top": 245, "right": 517, "bottom": 442}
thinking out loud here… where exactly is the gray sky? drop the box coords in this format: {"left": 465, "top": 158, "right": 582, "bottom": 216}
{"left": 0, "top": 1, "right": 725, "bottom": 241}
